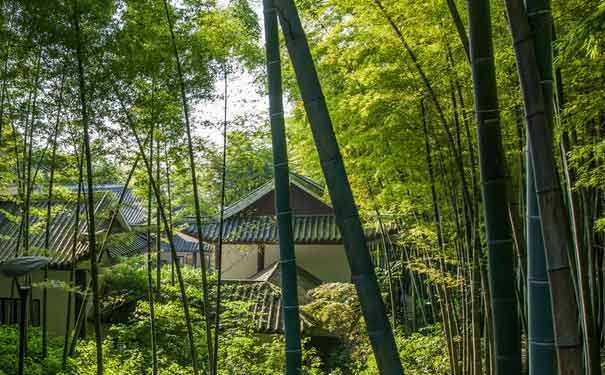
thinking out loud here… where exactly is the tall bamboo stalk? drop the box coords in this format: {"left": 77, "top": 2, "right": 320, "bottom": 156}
{"left": 447, "top": 64, "right": 482, "bottom": 375}
{"left": 264, "top": 2, "right": 302, "bottom": 373}
{"left": 526, "top": 143, "right": 556, "bottom": 374}
{"left": 62, "top": 144, "right": 83, "bottom": 369}
{"left": 503, "top": 0, "right": 582, "bottom": 373}
{"left": 161, "top": 3, "right": 214, "bottom": 369}
{"left": 113, "top": 80, "right": 200, "bottom": 374}
{"left": 0, "top": 15, "right": 10, "bottom": 146}
{"left": 372, "top": 192, "right": 397, "bottom": 328}
{"left": 155, "top": 130, "right": 161, "bottom": 294}
{"left": 466, "top": 0, "right": 521, "bottom": 373}
{"left": 42, "top": 72, "right": 65, "bottom": 358}
{"left": 23, "top": 50, "right": 41, "bottom": 257}
{"left": 444, "top": 0, "right": 470, "bottom": 62}
{"left": 67, "top": 132, "right": 149, "bottom": 357}
{"left": 211, "top": 64, "right": 229, "bottom": 375}
{"left": 164, "top": 141, "right": 175, "bottom": 286}
{"left": 146, "top": 111, "right": 159, "bottom": 375}
{"left": 274, "top": 0, "right": 403, "bottom": 372}
{"left": 422, "top": 101, "right": 459, "bottom": 375}
{"left": 554, "top": 31, "right": 600, "bottom": 375}
{"left": 72, "top": 1, "right": 103, "bottom": 373}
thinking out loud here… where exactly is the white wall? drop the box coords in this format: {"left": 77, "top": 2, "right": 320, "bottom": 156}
{"left": 218, "top": 244, "right": 261, "bottom": 279}
{"left": 219, "top": 243, "right": 351, "bottom": 282}
{"left": 0, "top": 269, "right": 75, "bottom": 336}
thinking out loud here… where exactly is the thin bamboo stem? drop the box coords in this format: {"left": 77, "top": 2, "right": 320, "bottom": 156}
{"left": 160, "top": 3, "right": 214, "bottom": 370}
{"left": 72, "top": 2, "right": 103, "bottom": 372}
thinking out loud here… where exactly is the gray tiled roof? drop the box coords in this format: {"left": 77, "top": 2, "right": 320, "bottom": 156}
{"left": 71, "top": 185, "right": 146, "bottom": 226}
{"left": 222, "top": 280, "right": 317, "bottom": 333}
{"left": 158, "top": 232, "right": 209, "bottom": 253}
{"left": 0, "top": 185, "right": 147, "bottom": 267}
{"left": 105, "top": 232, "right": 148, "bottom": 258}
{"left": 185, "top": 214, "right": 387, "bottom": 244}
{"left": 0, "top": 193, "right": 113, "bottom": 267}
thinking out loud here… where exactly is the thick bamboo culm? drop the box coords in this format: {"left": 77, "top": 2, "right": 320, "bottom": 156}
{"left": 466, "top": 0, "right": 521, "bottom": 373}
{"left": 503, "top": 0, "right": 583, "bottom": 373}
{"left": 263, "top": 1, "right": 303, "bottom": 373}
{"left": 273, "top": 0, "right": 404, "bottom": 373}
{"left": 526, "top": 145, "right": 556, "bottom": 374}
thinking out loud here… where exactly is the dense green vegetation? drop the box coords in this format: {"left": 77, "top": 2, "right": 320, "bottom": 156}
{"left": 0, "top": 0, "right": 603, "bottom": 374}
{"left": 0, "top": 259, "right": 448, "bottom": 374}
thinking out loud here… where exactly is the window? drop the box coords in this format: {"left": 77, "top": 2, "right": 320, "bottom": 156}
{"left": 0, "top": 297, "right": 40, "bottom": 326}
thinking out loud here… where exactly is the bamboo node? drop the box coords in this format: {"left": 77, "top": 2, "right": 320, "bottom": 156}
{"left": 487, "top": 239, "right": 513, "bottom": 246}
{"left": 263, "top": 7, "right": 278, "bottom": 14}
{"left": 524, "top": 109, "right": 546, "bottom": 121}
{"left": 527, "top": 9, "right": 551, "bottom": 17}
{"left": 512, "top": 35, "right": 533, "bottom": 48}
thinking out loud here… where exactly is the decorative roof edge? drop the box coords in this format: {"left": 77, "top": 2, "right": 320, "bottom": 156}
{"left": 222, "top": 173, "right": 328, "bottom": 220}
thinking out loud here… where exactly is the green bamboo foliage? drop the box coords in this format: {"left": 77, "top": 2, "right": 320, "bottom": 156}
{"left": 526, "top": 145, "right": 556, "bottom": 374}
{"left": 274, "top": 0, "right": 404, "bottom": 373}
{"left": 503, "top": 0, "right": 582, "bottom": 373}
{"left": 72, "top": 1, "right": 103, "bottom": 373}
{"left": 466, "top": 0, "right": 521, "bottom": 373}
{"left": 263, "top": 1, "right": 302, "bottom": 373}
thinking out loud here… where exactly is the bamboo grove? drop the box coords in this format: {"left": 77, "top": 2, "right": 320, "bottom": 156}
{"left": 0, "top": 0, "right": 604, "bottom": 374}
